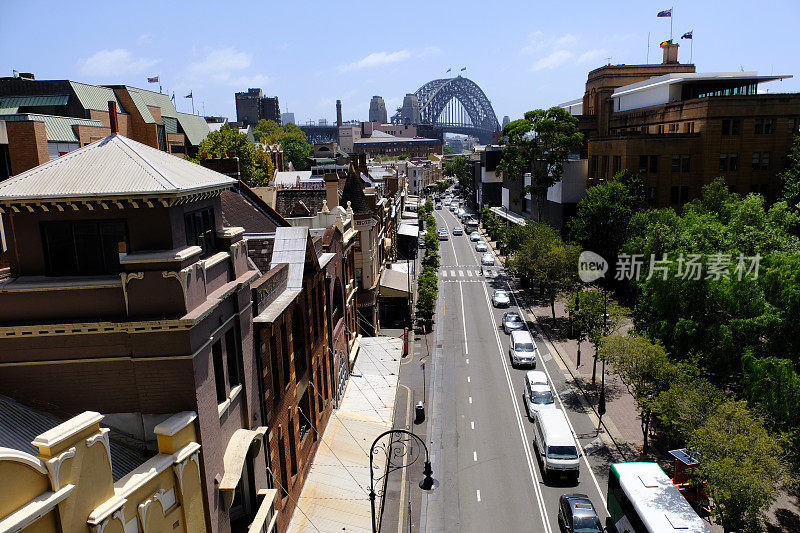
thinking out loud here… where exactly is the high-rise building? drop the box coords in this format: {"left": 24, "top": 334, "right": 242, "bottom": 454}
{"left": 235, "top": 88, "right": 281, "bottom": 126}
{"left": 281, "top": 112, "right": 295, "bottom": 125}
{"left": 369, "top": 95, "right": 387, "bottom": 123}
{"left": 502, "top": 115, "right": 510, "bottom": 127}
{"left": 400, "top": 93, "right": 421, "bottom": 124}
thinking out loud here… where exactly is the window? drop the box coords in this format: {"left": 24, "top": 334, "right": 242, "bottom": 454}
{"left": 41, "top": 219, "right": 127, "bottom": 276}
{"left": 670, "top": 186, "right": 679, "bottom": 204}
{"left": 719, "top": 154, "right": 728, "bottom": 172}
{"left": 761, "top": 152, "right": 770, "bottom": 169}
{"left": 157, "top": 124, "right": 167, "bottom": 152}
{"left": 602, "top": 155, "right": 609, "bottom": 177}
{"left": 681, "top": 155, "right": 691, "bottom": 173}
{"left": 184, "top": 208, "right": 216, "bottom": 257}
{"left": 681, "top": 186, "right": 689, "bottom": 203}
{"left": 728, "top": 153, "right": 739, "bottom": 171}
{"left": 649, "top": 155, "right": 658, "bottom": 173}
{"left": 281, "top": 323, "right": 292, "bottom": 385}
{"left": 288, "top": 415, "right": 298, "bottom": 476}
{"left": 721, "top": 119, "right": 730, "bottom": 135}
{"left": 639, "top": 155, "right": 648, "bottom": 173}
{"left": 225, "top": 324, "right": 242, "bottom": 389}
{"left": 657, "top": 124, "right": 665, "bottom": 134}
{"left": 732, "top": 119, "right": 740, "bottom": 135}
{"left": 672, "top": 155, "right": 680, "bottom": 173}
{"left": 764, "top": 118, "right": 773, "bottom": 134}
{"left": 755, "top": 118, "right": 763, "bottom": 134}
{"left": 269, "top": 334, "right": 281, "bottom": 401}
{"left": 613, "top": 155, "right": 621, "bottom": 175}
{"left": 669, "top": 123, "right": 678, "bottom": 133}
{"left": 212, "top": 340, "right": 227, "bottom": 403}
{"left": 648, "top": 186, "right": 657, "bottom": 203}
{"left": 752, "top": 152, "right": 761, "bottom": 170}
{"left": 277, "top": 429, "right": 288, "bottom": 496}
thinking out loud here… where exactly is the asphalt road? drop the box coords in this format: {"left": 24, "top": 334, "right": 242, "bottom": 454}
{"left": 419, "top": 204, "right": 612, "bottom": 533}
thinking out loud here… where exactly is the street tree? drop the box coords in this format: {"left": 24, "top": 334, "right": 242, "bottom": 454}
{"left": 498, "top": 107, "right": 583, "bottom": 221}
{"left": 779, "top": 135, "right": 800, "bottom": 210}
{"left": 597, "top": 334, "right": 674, "bottom": 451}
{"left": 689, "top": 399, "right": 786, "bottom": 532}
{"left": 573, "top": 289, "right": 627, "bottom": 382}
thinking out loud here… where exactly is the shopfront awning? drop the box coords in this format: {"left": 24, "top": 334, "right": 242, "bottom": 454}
{"left": 490, "top": 206, "right": 527, "bottom": 226}
{"left": 397, "top": 223, "right": 419, "bottom": 238}
{"left": 219, "top": 427, "right": 267, "bottom": 509}
{"left": 379, "top": 268, "right": 410, "bottom": 298}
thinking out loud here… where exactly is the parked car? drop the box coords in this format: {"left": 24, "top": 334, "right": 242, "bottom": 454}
{"left": 452, "top": 226, "right": 463, "bottom": 235}
{"left": 475, "top": 241, "right": 488, "bottom": 252}
{"left": 557, "top": 494, "right": 602, "bottom": 533}
{"left": 469, "top": 231, "right": 481, "bottom": 241}
{"left": 438, "top": 229, "right": 449, "bottom": 240}
{"left": 509, "top": 330, "right": 537, "bottom": 367}
{"left": 450, "top": 204, "right": 458, "bottom": 212}
{"left": 524, "top": 372, "right": 555, "bottom": 418}
{"left": 492, "top": 289, "right": 511, "bottom": 307}
{"left": 481, "top": 252, "right": 495, "bottom": 266}
{"left": 502, "top": 311, "right": 525, "bottom": 333}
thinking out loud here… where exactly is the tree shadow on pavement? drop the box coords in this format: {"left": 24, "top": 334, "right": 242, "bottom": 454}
{"left": 766, "top": 506, "right": 800, "bottom": 532}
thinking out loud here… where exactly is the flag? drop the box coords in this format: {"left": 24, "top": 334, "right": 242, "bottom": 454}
{"left": 460, "top": 67, "right": 466, "bottom": 71}
{"left": 660, "top": 40, "right": 673, "bottom": 48}
{"left": 171, "top": 92, "right": 175, "bottom": 103}
{"left": 147, "top": 76, "right": 159, "bottom": 83}
{"left": 657, "top": 8, "right": 672, "bottom": 17}
{"left": 446, "top": 68, "right": 451, "bottom": 73}
{"left": 184, "top": 91, "right": 193, "bottom": 99}
{"left": 681, "top": 31, "right": 693, "bottom": 39}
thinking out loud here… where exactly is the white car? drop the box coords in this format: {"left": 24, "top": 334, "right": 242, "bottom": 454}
{"left": 452, "top": 226, "right": 463, "bottom": 236}
{"left": 475, "top": 241, "right": 488, "bottom": 252}
{"left": 450, "top": 204, "right": 458, "bottom": 212}
{"left": 438, "top": 229, "right": 449, "bottom": 240}
{"left": 492, "top": 289, "right": 510, "bottom": 307}
{"left": 524, "top": 371, "right": 555, "bottom": 418}
{"left": 481, "top": 252, "right": 495, "bottom": 266}
{"left": 469, "top": 231, "right": 481, "bottom": 241}
{"left": 509, "top": 330, "right": 537, "bottom": 368}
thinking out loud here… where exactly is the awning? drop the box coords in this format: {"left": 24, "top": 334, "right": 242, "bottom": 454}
{"left": 220, "top": 427, "right": 268, "bottom": 509}
{"left": 490, "top": 206, "right": 527, "bottom": 226}
{"left": 397, "top": 223, "right": 420, "bottom": 238}
{"left": 379, "top": 268, "right": 410, "bottom": 297}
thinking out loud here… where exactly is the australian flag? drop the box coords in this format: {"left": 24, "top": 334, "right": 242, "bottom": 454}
{"left": 681, "top": 31, "right": 693, "bottom": 39}
{"left": 657, "top": 8, "right": 672, "bottom": 17}
{"left": 147, "top": 76, "right": 159, "bottom": 83}
{"left": 184, "top": 91, "right": 193, "bottom": 99}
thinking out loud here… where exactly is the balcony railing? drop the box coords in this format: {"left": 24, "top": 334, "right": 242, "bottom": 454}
{"left": 248, "top": 488, "right": 279, "bottom": 533}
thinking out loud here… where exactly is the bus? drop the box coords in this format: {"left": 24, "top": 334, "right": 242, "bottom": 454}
{"left": 607, "top": 462, "right": 710, "bottom": 533}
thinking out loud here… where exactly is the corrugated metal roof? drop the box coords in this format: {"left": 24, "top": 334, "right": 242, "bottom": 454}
{"left": 163, "top": 116, "right": 178, "bottom": 134}
{"left": 175, "top": 112, "right": 211, "bottom": 146}
{"left": 123, "top": 86, "right": 177, "bottom": 123}
{"left": 0, "top": 133, "right": 236, "bottom": 201}
{"left": 0, "top": 94, "right": 69, "bottom": 113}
{"left": 70, "top": 82, "right": 126, "bottom": 113}
{"left": 270, "top": 226, "right": 309, "bottom": 289}
{"left": 0, "top": 394, "right": 153, "bottom": 481}
{"left": 0, "top": 113, "right": 104, "bottom": 142}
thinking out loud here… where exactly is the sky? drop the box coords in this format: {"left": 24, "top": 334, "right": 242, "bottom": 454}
{"left": 3, "top": 0, "right": 800, "bottom": 126}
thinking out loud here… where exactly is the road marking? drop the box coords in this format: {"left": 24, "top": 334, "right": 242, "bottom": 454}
{"left": 467, "top": 270, "right": 473, "bottom": 277}
{"left": 450, "top": 269, "right": 456, "bottom": 277}
{"left": 478, "top": 272, "right": 553, "bottom": 533}
{"left": 476, "top": 489, "right": 481, "bottom": 502}
{"left": 465, "top": 358, "right": 469, "bottom": 364}
{"left": 473, "top": 451, "right": 478, "bottom": 462}
{"left": 467, "top": 376, "right": 471, "bottom": 383}
{"left": 471, "top": 420, "right": 475, "bottom": 430}
{"left": 459, "top": 279, "right": 469, "bottom": 356}
{"left": 468, "top": 396, "right": 473, "bottom": 404}
{"left": 442, "top": 270, "right": 448, "bottom": 278}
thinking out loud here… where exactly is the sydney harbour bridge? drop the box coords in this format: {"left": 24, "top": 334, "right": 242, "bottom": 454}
{"left": 391, "top": 76, "right": 501, "bottom": 144}
{"left": 300, "top": 76, "right": 501, "bottom": 145}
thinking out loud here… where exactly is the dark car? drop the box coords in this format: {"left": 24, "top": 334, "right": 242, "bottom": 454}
{"left": 558, "top": 493, "right": 603, "bottom": 533}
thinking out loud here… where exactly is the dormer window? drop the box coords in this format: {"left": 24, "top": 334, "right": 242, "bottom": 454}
{"left": 184, "top": 207, "right": 216, "bottom": 257}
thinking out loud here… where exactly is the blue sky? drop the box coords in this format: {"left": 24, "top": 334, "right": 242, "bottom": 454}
{"left": 3, "top": 0, "right": 799, "bottom": 125}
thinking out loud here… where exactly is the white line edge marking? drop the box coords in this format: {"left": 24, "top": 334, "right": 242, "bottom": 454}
{"left": 478, "top": 267, "right": 553, "bottom": 533}
{"left": 476, "top": 489, "right": 481, "bottom": 502}
{"left": 471, "top": 420, "right": 475, "bottom": 429}
{"left": 466, "top": 358, "right": 469, "bottom": 364}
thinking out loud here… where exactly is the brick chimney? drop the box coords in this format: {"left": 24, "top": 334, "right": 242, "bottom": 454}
{"left": 108, "top": 101, "right": 118, "bottom": 134}
{"left": 336, "top": 100, "right": 343, "bottom": 127}
{"left": 324, "top": 172, "right": 340, "bottom": 208}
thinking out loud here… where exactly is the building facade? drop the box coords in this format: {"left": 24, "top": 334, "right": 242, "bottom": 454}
{"left": 368, "top": 96, "right": 388, "bottom": 124}
{"left": 235, "top": 88, "right": 281, "bottom": 127}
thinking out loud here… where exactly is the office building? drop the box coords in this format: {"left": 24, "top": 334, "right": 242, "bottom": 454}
{"left": 235, "top": 88, "right": 281, "bottom": 127}
{"left": 369, "top": 96, "right": 388, "bottom": 124}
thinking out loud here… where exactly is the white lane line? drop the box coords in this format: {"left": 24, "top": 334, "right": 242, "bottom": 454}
{"left": 459, "top": 280, "right": 469, "bottom": 356}
{"left": 469, "top": 396, "right": 473, "bottom": 404}
{"left": 471, "top": 420, "right": 475, "bottom": 430}
{"left": 467, "top": 376, "right": 471, "bottom": 383}
{"left": 476, "top": 489, "right": 481, "bottom": 502}
{"left": 478, "top": 273, "right": 552, "bottom": 533}
{"left": 504, "top": 278, "right": 609, "bottom": 510}
{"left": 466, "top": 358, "right": 469, "bottom": 364}
{"left": 473, "top": 451, "right": 478, "bottom": 462}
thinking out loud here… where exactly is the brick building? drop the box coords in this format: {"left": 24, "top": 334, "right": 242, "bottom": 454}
{"left": 0, "top": 77, "right": 210, "bottom": 179}
{"left": 235, "top": 88, "right": 281, "bottom": 127}
{"left": 0, "top": 130, "right": 269, "bottom": 532}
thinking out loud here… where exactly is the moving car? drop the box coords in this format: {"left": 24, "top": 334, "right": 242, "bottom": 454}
{"left": 469, "top": 231, "right": 481, "bottom": 241}
{"left": 557, "top": 494, "right": 602, "bottom": 533}
{"left": 438, "top": 229, "right": 449, "bottom": 240}
{"left": 435, "top": 203, "right": 442, "bottom": 210}
{"left": 502, "top": 311, "right": 525, "bottom": 333}
{"left": 524, "top": 371, "right": 555, "bottom": 418}
{"left": 452, "top": 226, "right": 463, "bottom": 236}
{"left": 532, "top": 410, "right": 580, "bottom": 483}
{"left": 509, "top": 330, "right": 537, "bottom": 367}
{"left": 475, "top": 241, "right": 488, "bottom": 252}
{"left": 450, "top": 204, "right": 458, "bottom": 212}
{"left": 481, "top": 252, "right": 495, "bottom": 266}
{"left": 492, "top": 289, "right": 511, "bottom": 307}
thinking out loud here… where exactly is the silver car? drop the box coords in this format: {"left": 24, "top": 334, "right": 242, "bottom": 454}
{"left": 502, "top": 311, "right": 525, "bottom": 334}
{"left": 470, "top": 231, "right": 481, "bottom": 241}
{"left": 509, "top": 330, "right": 537, "bottom": 368}
{"left": 475, "top": 241, "right": 488, "bottom": 252}
{"left": 524, "top": 382, "right": 555, "bottom": 418}
{"left": 452, "top": 226, "right": 463, "bottom": 235}
{"left": 492, "top": 289, "right": 510, "bottom": 307}
{"left": 481, "top": 252, "right": 495, "bottom": 266}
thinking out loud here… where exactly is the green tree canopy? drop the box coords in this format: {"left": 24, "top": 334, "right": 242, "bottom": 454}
{"left": 779, "top": 135, "right": 800, "bottom": 210}
{"left": 442, "top": 145, "right": 456, "bottom": 155}
{"left": 276, "top": 134, "right": 313, "bottom": 171}
{"left": 196, "top": 124, "right": 267, "bottom": 186}
{"left": 498, "top": 107, "right": 583, "bottom": 221}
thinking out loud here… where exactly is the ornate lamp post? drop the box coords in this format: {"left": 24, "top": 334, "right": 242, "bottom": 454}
{"left": 369, "top": 429, "right": 437, "bottom": 533}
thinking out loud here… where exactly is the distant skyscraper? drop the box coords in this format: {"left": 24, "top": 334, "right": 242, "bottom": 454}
{"left": 401, "top": 93, "right": 421, "bottom": 124}
{"left": 369, "top": 96, "right": 387, "bottom": 123}
{"left": 281, "top": 112, "right": 295, "bottom": 126}
{"left": 502, "top": 115, "right": 510, "bottom": 127}
{"left": 235, "top": 88, "right": 281, "bottom": 126}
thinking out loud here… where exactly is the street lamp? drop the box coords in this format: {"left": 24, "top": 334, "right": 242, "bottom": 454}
{"left": 369, "top": 429, "right": 437, "bottom": 533}
{"left": 574, "top": 290, "right": 582, "bottom": 367}
{"left": 597, "top": 289, "right": 609, "bottom": 431}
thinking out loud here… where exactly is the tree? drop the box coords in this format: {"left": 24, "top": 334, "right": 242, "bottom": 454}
{"left": 597, "top": 334, "right": 675, "bottom": 451}
{"left": 689, "top": 400, "right": 786, "bottom": 532}
{"left": 276, "top": 134, "right": 313, "bottom": 171}
{"left": 654, "top": 364, "right": 725, "bottom": 445}
{"left": 196, "top": 124, "right": 265, "bottom": 186}
{"left": 252, "top": 119, "right": 282, "bottom": 143}
{"left": 572, "top": 290, "right": 627, "bottom": 382}
{"left": 445, "top": 155, "right": 470, "bottom": 192}
{"left": 498, "top": 107, "right": 583, "bottom": 221}
{"left": 443, "top": 145, "right": 456, "bottom": 155}
{"left": 779, "top": 135, "right": 800, "bottom": 210}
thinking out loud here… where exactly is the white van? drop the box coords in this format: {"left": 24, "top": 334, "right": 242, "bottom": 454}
{"left": 509, "top": 330, "right": 537, "bottom": 367}
{"left": 532, "top": 409, "right": 580, "bottom": 482}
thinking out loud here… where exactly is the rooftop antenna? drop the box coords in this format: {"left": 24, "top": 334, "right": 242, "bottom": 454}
{"left": 604, "top": 57, "right": 612, "bottom": 66}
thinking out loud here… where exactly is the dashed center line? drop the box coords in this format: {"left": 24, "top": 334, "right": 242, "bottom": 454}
{"left": 476, "top": 489, "right": 481, "bottom": 502}
{"left": 466, "top": 358, "right": 469, "bottom": 364}
{"left": 467, "top": 376, "right": 471, "bottom": 383}
{"left": 473, "top": 451, "right": 478, "bottom": 462}
{"left": 471, "top": 420, "right": 475, "bottom": 430}
{"left": 468, "top": 396, "right": 473, "bottom": 404}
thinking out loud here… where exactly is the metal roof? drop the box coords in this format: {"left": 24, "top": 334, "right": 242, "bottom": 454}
{"left": 0, "top": 94, "right": 69, "bottom": 113}
{"left": 0, "top": 134, "right": 236, "bottom": 202}
{"left": 273, "top": 171, "right": 315, "bottom": 186}
{"left": 163, "top": 116, "right": 178, "bottom": 134}
{"left": 70, "top": 82, "right": 126, "bottom": 113}
{"left": 175, "top": 112, "right": 211, "bottom": 146}
{"left": 270, "top": 226, "right": 310, "bottom": 289}
{"left": 0, "top": 113, "right": 104, "bottom": 142}
{"left": 611, "top": 72, "right": 793, "bottom": 98}
{"left": 122, "top": 86, "right": 178, "bottom": 123}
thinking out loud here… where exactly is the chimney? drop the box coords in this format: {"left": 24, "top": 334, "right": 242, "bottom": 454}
{"left": 662, "top": 42, "right": 679, "bottom": 64}
{"left": 324, "top": 172, "right": 340, "bottom": 209}
{"left": 108, "top": 101, "right": 118, "bottom": 134}
{"left": 336, "top": 100, "right": 343, "bottom": 127}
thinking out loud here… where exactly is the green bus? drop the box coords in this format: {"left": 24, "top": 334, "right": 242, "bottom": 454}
{"left": 607, "top": 462, "right": 710, "bottom": 533}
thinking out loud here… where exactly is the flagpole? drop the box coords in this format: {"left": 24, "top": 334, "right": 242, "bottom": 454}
{"left": 690, "top": 31, "right": 693, "bottom": 63}
{"left": 646, "top": 32, "right": 650, "bottom": 64}
{"left": 670, "top": 6, "right": 673, "bottom": 41}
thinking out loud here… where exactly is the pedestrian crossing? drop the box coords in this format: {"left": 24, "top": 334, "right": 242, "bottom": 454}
{"left": 440, "top": 267, "right": 501, "bottom": 281}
